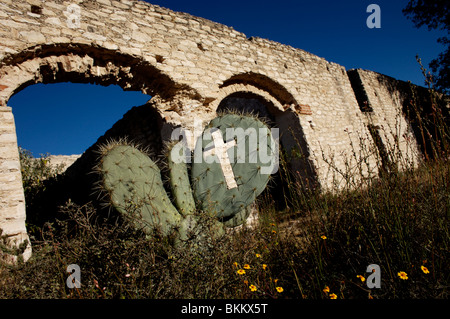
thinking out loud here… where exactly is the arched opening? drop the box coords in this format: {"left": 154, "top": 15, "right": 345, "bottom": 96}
{"left": 0, "top": 43, "right": 198, "bottom": 229}
{"left": 216, "top": 89, "right": 318, "bottom": 211}
{"left": 8, "top": 82, "right": 150, "bottom": 156}
{"left": 0, "top": 43, "right": 196, "bottom": 160}
{"left": 0, "top": 43, "right": 183, "bottom": 102}
{"left": 217, "top": 91, "right": 278, "bottom": 122}
{"left": 220, "top": 72, "right": 298, "bottom": 106}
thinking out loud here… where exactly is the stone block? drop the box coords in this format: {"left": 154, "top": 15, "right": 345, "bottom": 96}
{"left": 97, "top": 0, "right": 112, "bottom": 6}
{"left": 131, "top": 30, "right": 149, "bottom": 42}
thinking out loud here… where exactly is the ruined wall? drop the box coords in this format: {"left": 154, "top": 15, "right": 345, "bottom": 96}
{"left": 348, "top": 69, "right": 421, "bottom": 171}
{"left": 0, "top": 0, "right": 380, "bottom": 185}
{"left": 0, "top": 0, "right": 430, "bottom": 262}
{"left": 0, "top": 106, "right": 31, "bottom": 263}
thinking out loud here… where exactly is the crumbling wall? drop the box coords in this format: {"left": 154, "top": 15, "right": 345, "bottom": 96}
{"left": 0, "top": 0, "right": 379, "bottom": 192}
{"left": 0, "top": 106, "right": 31, "bottom": 263}
{"left": 348, "top": 69, "right": 449, "bottom": 169}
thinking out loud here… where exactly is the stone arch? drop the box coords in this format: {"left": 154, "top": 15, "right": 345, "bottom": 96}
{"left": 211, "top": 81, "right": 286, "bottom": 114}
{"left": 212, "top": 77, "right": 319, "bottom": 208}
{"left": 219, "top": 72, "right": 298, "bottom": 108}
{"left": 0, "top": 43, "right": 199, "bottom": 106}
{"left": 0, "top": 43, "right": 201, "bottom": 263}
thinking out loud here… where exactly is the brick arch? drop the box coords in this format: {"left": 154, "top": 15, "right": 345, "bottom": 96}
{"left": 0, "top": 42, "right": 200, "bottom": 264}
{"left": 218, "top": 72, "right": 298, "bottom": 109}
{"left": 0, "top": 43, "right": 199, "bottom": 106}
{"left": 210, "top": 82, "right": 286, "bottom": 114}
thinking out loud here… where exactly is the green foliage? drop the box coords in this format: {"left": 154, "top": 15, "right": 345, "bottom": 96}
{"left": 19, "top": 147, "right": 64, "bottom": 202}
{"left": 403, "top": 0, "right": 449, "bottom": 93}
{"left": 18, "top": 148, "right": 66, "bottom": 228}
{"left": 95, "top": 114, "right": 274, "bottom": 238}
{"left": 94, "top": 141, "right": 226, "bottom": 245}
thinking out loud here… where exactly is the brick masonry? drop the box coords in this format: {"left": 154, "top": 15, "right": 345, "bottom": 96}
{"left": 0, "top": 0, "right": 443, "bottom": 263}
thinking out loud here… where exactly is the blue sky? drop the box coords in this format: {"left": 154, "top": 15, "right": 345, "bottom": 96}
{"left": 8, "top": 0, "right": 447, "bottom": 156}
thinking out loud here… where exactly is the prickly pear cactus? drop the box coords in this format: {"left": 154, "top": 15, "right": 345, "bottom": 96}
{"left": 166, "top": 141, "right": 196, "bottom": 216}
{"left": 94, "top": 114, "right": 276, "bottom": 244}
{"left": 192, "top": 114, "right": 275, "bottom": 223}
{"left": 96, "top": 142, "right": 181, "bottom": 237}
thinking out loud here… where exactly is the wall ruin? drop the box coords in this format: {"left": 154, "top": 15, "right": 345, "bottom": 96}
{"left": 0, "top": 0, "right": 438, "bottom": 263}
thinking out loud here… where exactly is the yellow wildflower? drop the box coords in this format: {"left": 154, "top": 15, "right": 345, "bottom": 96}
{"left": 421, "top": 265, "right": 430, "bottom": 274}
{"left": 233, "top": 262, "right": 238, "bottom": 268}
{"left": 262, "top": 264, "right": 267, "bottom": 270}
{"left": 397, "top": 271, "right": 408, "bottom": 280}
{"left": 249, "top": 285, "right": 257, "bottom": 292}
{"left": 357, "top": 275, "right": 366, "bottom": 282}
{"left": 243, "top": 264, "right": 251, "bottom": 269}
{"left": 237, "top": 269, "right": 246, "bottom": 275}
{"left": 276, "top": 287, "right": 284, "bottom": 293}
{"left": 323, "top": 286, "right": 330, "bottom": 293}
{"left": 274, "top": 278, "right": 279, "bottom": 283}
{"left": 329, "top": 293, "right": 338, "bottom": 299}
{"left": 321, "top": 235, "right": 327, "bottom": 240}
{"left": 256, "top": 253, "right": 261, "bottom": 258}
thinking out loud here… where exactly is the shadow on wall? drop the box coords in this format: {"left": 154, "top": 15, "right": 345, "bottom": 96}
{"left": 348, "top": 69, "right": 450, "bottom": 165}
{"left": 375, "top": 73, "right": 450, "bottom": 161}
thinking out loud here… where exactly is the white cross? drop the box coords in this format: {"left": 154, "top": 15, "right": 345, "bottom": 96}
{"left": 203, "top": 129, "right": 238, "bottom": 189}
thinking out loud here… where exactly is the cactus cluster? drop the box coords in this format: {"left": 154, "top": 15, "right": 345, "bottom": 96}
{"left": 192, "top": 114, "right": 273, "bottom": 224}
{"left": 95, "top": 114, "right": 276, "bottom": 244}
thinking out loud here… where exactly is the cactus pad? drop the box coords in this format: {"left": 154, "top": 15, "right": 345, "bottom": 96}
{"left": 96, "top": 143, "right": 181, "bottom": 237}
{"left": 166, "top": 141, "right": 196, "bottom": 216}
{"left": 192, "top": 114, "right": 275, "bottom": 223}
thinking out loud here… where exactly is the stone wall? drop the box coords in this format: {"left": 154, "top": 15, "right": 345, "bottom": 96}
{"left": 0, "top": 0, "right": 440, "bottom": 263}
{"left": 47, "top": 154, "right": 81, "bottom": 170}
{"left": 0, "top": 106, "right": 31, "bottom": 263}
{"left": 348, "top": 69, "right": 449, "bottom": 166}
{"left": 348, "top": 69, "right": 421, "bottom": 170}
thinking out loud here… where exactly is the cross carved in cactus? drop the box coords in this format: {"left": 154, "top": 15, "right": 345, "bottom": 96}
{"left": 95, "top": 114, "right": 278, "bottom": 244}
{"left": 202, "top": 128, "right": 238, "bottom": 189}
